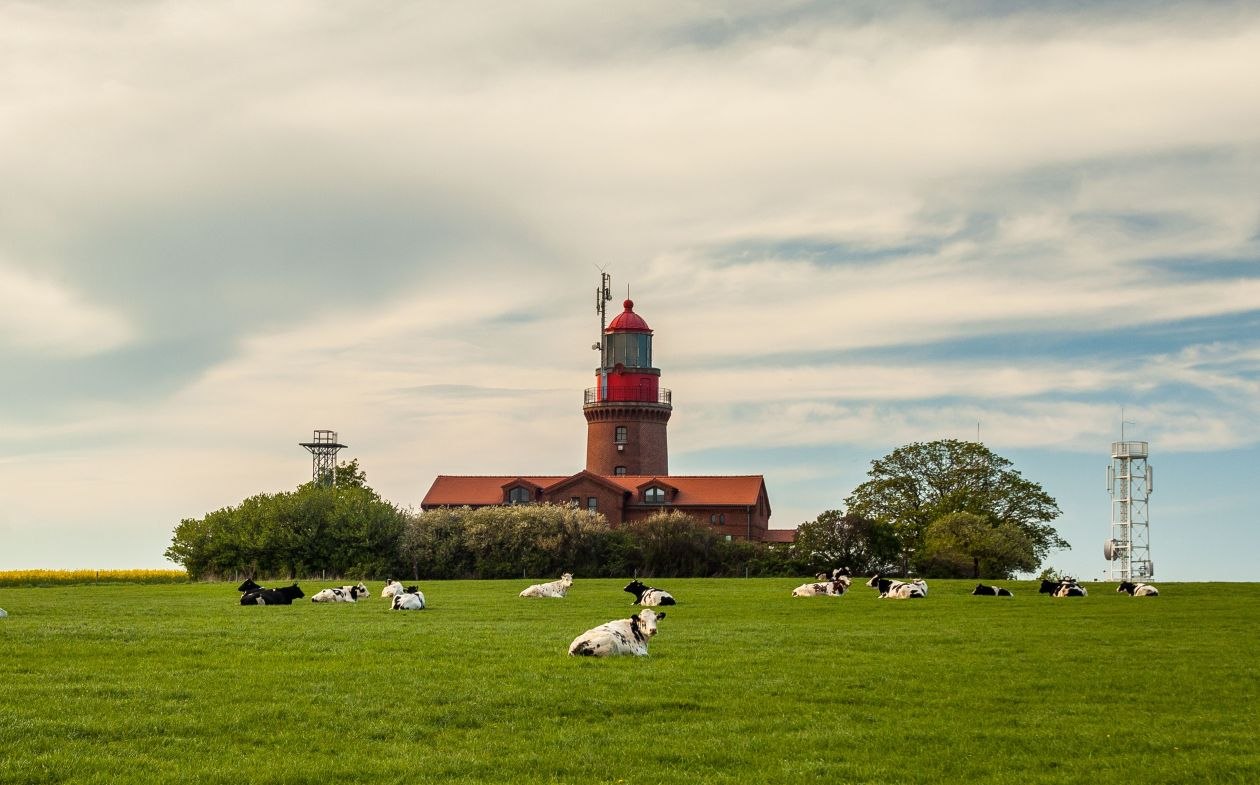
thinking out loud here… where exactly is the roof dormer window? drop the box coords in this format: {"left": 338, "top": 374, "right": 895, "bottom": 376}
{"left": 644, "top": 487, "right": 666, "bottom": 504}
{"left": 508, "top": 486, "right": 533, "bottom": 505}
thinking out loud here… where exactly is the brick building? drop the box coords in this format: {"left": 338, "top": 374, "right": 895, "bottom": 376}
{"left": 421, "top": 297, "right": 777, "bottom": 541}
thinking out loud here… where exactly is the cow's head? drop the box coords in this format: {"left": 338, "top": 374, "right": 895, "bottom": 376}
{"left": 624, "top": 579, "right": 646, "bottom": 598}
{"left": 972, "top": 584, "right": 986, "bottom": 595}
{"left": 559, "top": 573, "right": 574, "bottom": 585}
{"left": 866, "top": 574, "right": 881, "bottom": 588}
{"left": 1038, "top": 580, "right": 1059, "bottom": 594}
{"left": 1117, "top": 581, "right": 1135, "bottom": 594}
{"left": 635, "top": 609, "right": 664, "bottom": 637}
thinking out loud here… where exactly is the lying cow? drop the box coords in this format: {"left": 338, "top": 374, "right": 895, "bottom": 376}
{"left": 815, "top": 567, "right": 852, "bottom": 581}
{"left": 381, "top": 580, "right": 404, "bottom": 599}
{"left": 792, "top": 578, "right": 849, "bottom": 597}
{"left": 520, "top": 572, "right": 573, "bottom": 598}
{"left": 237, "top": 578, "right": 265, "bottom": 593}
{"left": 972, "top": 584, "right": 1014, "bottom": 597}
{"left": 0, "top": 608, "right": 7, "bottom": 618}
{"left": 1039, "top": 579, "right": 1087, "bottom": 597}
{"left": 391, "top": 586, "right": 427, "bottom": 610}
{"left": 866, "top": 575, "right": 927, "bottom": 599}
{"left": 624, "top": 579, "right": 676, "bottom": 606}
{"left": 569, "top": 609, "right": 665, "bottom": 657}
{"left": 240, "top": 583, "right": 305, "bottom": 605}
{"left": 311, "top": 582, "right": 370, "bottom": 603}
{"left": 1117, "top": 581, "right": 1159, "bottom": 597}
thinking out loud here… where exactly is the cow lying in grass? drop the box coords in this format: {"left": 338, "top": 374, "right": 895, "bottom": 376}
{"left": 1117, "top": 581, "right": 1159, "bottom": 597}
{"left": 1039, "top": 579, "right": 1087, "bottom": 597}
{"left": 237, "top": 579, "right": 264, "bottom": 593}
{"left": 972, "top": 584, "right": 1014, "bottom": 597}
{"left": 792, "top": 577, "right": 850, "bottom": 597}
{"left": 568, "top": 609, "right": 664, "bottom": 657}
{"left": 520, "top": 573, "right": 573, "bottom": 598}
{"left": 624, "top": 579, "right": 676, "bottom": 606}
{"left": 0, "top": 608, "right": 7, "bottom": 618}
{"left": 391, "top": 586, "right": 426, "bottom": 610}
{"left": 815, "top": 567, "right": 852, "bottom": 581}
{"left": 866, "top": 575, "right": 927, "bottom": 599}
{"left": 240, "top": 583, "right": 305, "bottom": 605}
{"left": 381, "top": 580, "right": 404, "bottom": 599}
{"left": 311, "top": 582, "right": 370, "bottom": 603}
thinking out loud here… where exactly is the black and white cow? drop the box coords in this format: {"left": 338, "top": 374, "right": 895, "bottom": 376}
{"left": 0, "top": 608, "right": 7, "bottom": 618}
{"left": 311, "top": 582, "right": 370, "bottom": 603}
{"left": 792, "top": 577, "right": 850, "bottom": 597}
{"left": 815, "top": 567, "right": 852, "bottom": 582}
{"left": 568, "top": 609, "right": 665, "bottom": 657}
{"left": 972, "top": 584, "right": 1014, "bottom": 597}
{"left": 240, "top": 583, "right": 305, "bottom": 605}
{"left": 624, "top": 579, "right": 676, "bottom": 606}
{"left": 391, "top": 586, "right": 427, "bottom": 610}
{"left": 381, "top": 580, "right": 404, "bottom": 599}
{"left": 520, "top": 573, "right": 573, "bottom": 598}
{"left": 237, "top": 578, "right": 265, "bottom": 593}
{"left": 1117, "top": 581, "right": 1159, "bottom": 597}
{"left": 1038, "top": 579, "right": 1087, "bottom": 597}
{"left": 866, "top": 575, "right": 927, "bottom": 599}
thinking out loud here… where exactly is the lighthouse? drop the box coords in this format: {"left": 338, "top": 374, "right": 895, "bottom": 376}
{"left": 422, "top": 276, "right": 778, "bottom": 541}
{"left": 583, "top": 299, "right": 672, "bottom": 476}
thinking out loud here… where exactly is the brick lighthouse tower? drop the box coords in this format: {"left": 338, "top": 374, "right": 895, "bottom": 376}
{"left": 583, "top": 297, "right": 672, "bottom": 476}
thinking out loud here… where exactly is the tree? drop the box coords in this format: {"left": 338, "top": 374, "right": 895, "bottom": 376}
{"left": 844, "top": 440, "right": 1067, "bottom": 575}
{"left": 921, "top": 512, "right": 1037, "bottom": 578}
{"left": 793, "top": 510, "right": 900, "bottom": 576}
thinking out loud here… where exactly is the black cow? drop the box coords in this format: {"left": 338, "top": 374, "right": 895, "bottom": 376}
{"left": 1039, "top": 579, "right": 1087, "bottom": 597}
{"left": 237, "top": 578, "right": 265, "bottom": 593}
{"left": 815, "top": 566, "right": 852, "bottom": 581}
{"left": 1117, "top": 581, "right": 1159, "bottom": 597}
{"left": 866, "top": 575, "right": 927, "bottom": 599}
{"left": 624, "top": 579, "right": 676, "bottom": 607}
{"left": 241, "top": 583, "right": 305, "bottom": 605}
{"left": 972, "top": 584, "right": 1014, "bottom": 597}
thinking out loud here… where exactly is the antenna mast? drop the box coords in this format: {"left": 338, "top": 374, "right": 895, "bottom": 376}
{"left": 592, "top": 271, "right": 611, "bottom": 353}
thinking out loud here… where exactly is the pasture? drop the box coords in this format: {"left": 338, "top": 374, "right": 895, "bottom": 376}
{"left": 0, "top": 578, "right": 1256, "bottom": 784}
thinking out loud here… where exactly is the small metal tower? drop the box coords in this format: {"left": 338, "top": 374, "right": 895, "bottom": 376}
{"left": 1105, "top": 436, "right": 1154, "bottom": 580}
{"left": 299, "top": 429, "right": 347, "bottom": 486}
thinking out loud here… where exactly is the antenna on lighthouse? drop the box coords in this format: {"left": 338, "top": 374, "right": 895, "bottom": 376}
{"left": 593, "top": 270, "right": 611, "bottom": 351}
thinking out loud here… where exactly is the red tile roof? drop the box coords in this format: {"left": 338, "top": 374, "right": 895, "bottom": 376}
{"left": 762, "top": 528, "right": 798, "bottom": 543}
{"left": 421, "top": 476, "right": 567, "bottom": 507}
{"left": 422, "top": 473, "right": 768, "bottom": 509}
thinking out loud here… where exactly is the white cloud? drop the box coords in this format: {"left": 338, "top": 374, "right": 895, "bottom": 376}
{"left": 0, "top": 265, "right": 134, "bottom": 355}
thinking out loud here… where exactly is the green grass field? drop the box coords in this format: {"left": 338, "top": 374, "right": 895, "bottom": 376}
{"left": 1, "top": 578, "right": 1257, "bottom": 784}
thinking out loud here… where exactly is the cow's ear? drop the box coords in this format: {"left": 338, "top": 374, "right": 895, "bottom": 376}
{"left": 656, "top": 611, "right": 665, "bottom": 619}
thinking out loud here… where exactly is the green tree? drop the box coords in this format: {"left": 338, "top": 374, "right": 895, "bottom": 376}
{"left": 844, "top": 440, "right": 1067, "bottom": 575}
{"left": 921, "top": 511, "right": 1037, "bottom": 578}
{"left": 793, "top": 510, "right": 900, "bottom": 576}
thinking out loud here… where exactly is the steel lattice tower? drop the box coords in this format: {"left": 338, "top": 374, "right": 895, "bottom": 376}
{"left": 1106, "top": 439, "right": 1154, "bottom": 580}
{"left": 299, "top": 430, "right": 347, "bottom": 486}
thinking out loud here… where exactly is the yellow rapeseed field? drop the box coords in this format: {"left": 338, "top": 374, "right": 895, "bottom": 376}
{"left": 0, "top": 569, "right": 188, "bottom": 587}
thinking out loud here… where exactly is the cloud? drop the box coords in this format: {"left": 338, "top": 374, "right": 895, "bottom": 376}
{"left": 0, "top": 265, "right": 134, "bottom": 356}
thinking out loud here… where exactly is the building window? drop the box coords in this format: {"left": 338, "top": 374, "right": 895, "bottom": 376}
{"left": 587, "top": 497, "right": 598, "bottom": 512}
{"left": 570, "top": 496, "right": 581, "bottom": 506}
{"left": 614, "top": 426, "right": 628, "bottom": 444}
{"left": 614, "top": 466, "right": 627, "bottom": 476}
{"left": 709, "top": 513, "right": 726, "bottom": 524}
{"left": 644, "top": 487, "right": 665, "bottom": 504}
{"left": 508, "top": 487, "right": 532, "bottom": 505}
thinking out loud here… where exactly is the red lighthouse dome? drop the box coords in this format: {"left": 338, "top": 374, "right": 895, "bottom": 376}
{"left": 607, "top": 300, "right": 652, "bottom": 333}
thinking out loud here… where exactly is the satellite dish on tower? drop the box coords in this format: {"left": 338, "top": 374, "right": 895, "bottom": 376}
{"left": 1103, "top": 539, "right": 1118, "bottom": 561}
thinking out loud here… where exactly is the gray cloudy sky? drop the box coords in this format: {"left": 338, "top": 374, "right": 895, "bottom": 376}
{"left": 2, "top": 1, "right": 1259, "bottom": 579}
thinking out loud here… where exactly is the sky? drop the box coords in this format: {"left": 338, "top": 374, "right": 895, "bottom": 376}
{"left": 2, "top": 1, "right": 1258, "bottom": 580}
